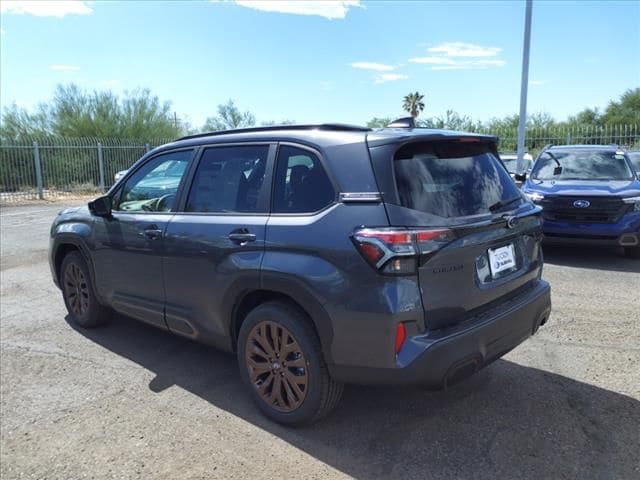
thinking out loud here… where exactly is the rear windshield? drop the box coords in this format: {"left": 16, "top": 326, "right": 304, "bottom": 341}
{"left": 394, "top": 141, "right": 521, "bottom": 219}
{"left": 531, "top": 150, "right": 633, "bottom": 181}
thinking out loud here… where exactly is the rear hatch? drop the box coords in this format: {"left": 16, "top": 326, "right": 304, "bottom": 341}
{"left": 367, "top": 135, "right": 544, "bottom": 330}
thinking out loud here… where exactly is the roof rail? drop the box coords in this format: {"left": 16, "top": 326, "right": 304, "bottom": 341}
{"left": 177, "top": 123, "right": 371, "bottom": 141}
{"left": 386, "top": 117, "right": 415, "bottom": 129}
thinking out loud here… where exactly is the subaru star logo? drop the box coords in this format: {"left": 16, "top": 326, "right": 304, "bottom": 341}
{"left": 573, "top": 199, "right": 591, "bottom": 208}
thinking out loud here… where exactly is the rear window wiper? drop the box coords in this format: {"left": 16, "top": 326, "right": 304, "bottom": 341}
{"left": 489, "top": 195, "right": 522, "bottom": 212}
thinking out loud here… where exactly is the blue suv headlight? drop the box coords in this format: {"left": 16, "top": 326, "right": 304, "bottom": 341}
{"left": 622, "top": 196, "right": 640, "bottom": 212}
{"left": 524, "top": 191, "right": 544, "bottom": 203}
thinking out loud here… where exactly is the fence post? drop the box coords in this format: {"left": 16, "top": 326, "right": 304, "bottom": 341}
{"left": 97, "top": 142, "right": 105, "bottom": 192}
{"left": 33, "top": 141, "right": 43, "bottom": 200}
{"left": 145, "top": 143, "right": 150, "bottom": 153}
{"left": 566, "top": 132, "right": 572, "bottom": 144}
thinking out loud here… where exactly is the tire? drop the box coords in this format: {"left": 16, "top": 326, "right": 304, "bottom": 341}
{"left": 237, "top": 301, "right": 343, "bottom": 426}
{"left": 624, "top": 246, "right": 640, "bottom": 259}
{"left": 60, "top": 251, "right": 111, "bottom": 328}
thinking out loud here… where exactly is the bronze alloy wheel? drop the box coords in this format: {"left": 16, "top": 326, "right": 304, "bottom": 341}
{"left": 64, "top": 262, "right": 90, "bottom": 316}
{"left": 245, "top": 320, "right": 309, "bottom": 413}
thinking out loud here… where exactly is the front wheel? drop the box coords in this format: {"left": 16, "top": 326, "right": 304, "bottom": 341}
{"left": 624, "top": 246, "right": 640, "bottom": 259}
{"left": 237, "top": 302, "right": 343, "bottom": 426}
{"left": 60, "top": 251, "right": 111, "bottom": 328}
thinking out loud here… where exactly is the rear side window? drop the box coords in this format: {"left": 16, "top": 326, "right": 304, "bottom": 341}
{"left": 394, "top": 141, "right": 521, "bottom": 219}
{"left": 185, "top": 145, "right": 269, "bottom": 213}
{"left": 272, "top": 146, "right": 335, "bottom": 213}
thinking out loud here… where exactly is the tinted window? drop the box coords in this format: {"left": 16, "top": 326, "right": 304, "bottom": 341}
{"left": 185, "top": 145, "right": 268, "bottom": 213}
{"left": 273, "top": 146, "right": 335, "bottom": 213}
{"left": 394, "top": 141, "right": 521, "bottom": 219}
{"left": 531, "top": 150, "right": 633, "bottom": 181}
{"left": 117, "top": 150, "right": 192, "bottom": 212}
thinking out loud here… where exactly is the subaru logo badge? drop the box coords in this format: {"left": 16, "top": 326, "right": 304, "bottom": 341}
{"left": 506, "top": 216, "right": 519, "bottom": 229}
{"left": 573, "top": 200, "right": 590, "bottom": 208}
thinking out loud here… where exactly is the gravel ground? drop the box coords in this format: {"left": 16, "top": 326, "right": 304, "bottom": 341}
{"left": 1, "top": 202, "right": 639, "bottom": 480}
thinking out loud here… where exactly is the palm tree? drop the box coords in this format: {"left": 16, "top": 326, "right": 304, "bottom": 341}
{"left": 402, "top": 92, "right": 425, "bottom": 118}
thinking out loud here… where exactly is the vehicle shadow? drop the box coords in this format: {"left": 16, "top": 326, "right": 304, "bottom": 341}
{"left": 67, "top": 314, "right": 640, "bottom": 480}
{"left": 543, "top": 244, "right": 640, "bottom": 273}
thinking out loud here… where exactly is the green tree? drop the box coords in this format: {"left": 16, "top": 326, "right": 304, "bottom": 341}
{"left": 366, "top": 117, "right": 392, "bottom": 128}
{"left": 202, "top": 99, "right": 255, "bottom": 131}
{"left": 601, "top": 88, "right": 640, "bottom": 125}
{"left": 261, "top": 119, "right": 296, "bottom": 126}
{"left": 402, "top": 92, "right": 425, "bottom": 118}
{"left": 0, "top": 83, "right": 181, "bottom": 141}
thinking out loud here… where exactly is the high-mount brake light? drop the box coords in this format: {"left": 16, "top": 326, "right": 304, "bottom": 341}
{"left": 351, "top": 227, "right": 454, "bottom": 275}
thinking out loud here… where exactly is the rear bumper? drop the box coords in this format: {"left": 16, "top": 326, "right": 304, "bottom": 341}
{"left": 542, "top": 212, "right": 640, "bottom": 247}
{"left": 329, "top": 280, "right": 551, "bottom": 387}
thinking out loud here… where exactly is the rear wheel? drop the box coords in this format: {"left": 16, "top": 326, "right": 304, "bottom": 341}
{"left": 624, "top": 246, "right": 640, "bottom": 259}
{"left": 61, "top": 251, "right": 111, "bottom": 328}
{"left": 237, "top": 302, "right": 343, "bottom": 426}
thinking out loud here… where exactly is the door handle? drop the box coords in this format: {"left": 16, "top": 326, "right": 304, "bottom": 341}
{"left": 141, "top": 226, "right": 163, "bottom": 240}
{"left": 228, "top": 230, "right": 257, "bottom": 244}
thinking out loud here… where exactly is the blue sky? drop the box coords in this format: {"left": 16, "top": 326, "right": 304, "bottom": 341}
{"left": 1, "top": 0, "right": 639, "bottom": 128}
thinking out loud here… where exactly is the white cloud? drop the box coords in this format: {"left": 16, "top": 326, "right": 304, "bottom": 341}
{"left": 473, "top": 59, "right": 505, "bottom": 67}
{"left": 411, "top": 41, "right": 505, "bottom": 70}
{"left": 50, "top": 64, "right": 81, "bottom": 71}
{"left": 530, "top": 80, "right": 546, "bottom": 86}
{"left": 428, "top": 42, "right": 501, "bottom": 58}
{"left": 350, "top": 62, "right": 396, "bottom": 72}
{"left": 408, "top": 57, "right": 457, "bottom": 65}
{"left": 374, "top": 73, "right": 408, "bottom": 84}
{"left": 228, "top": 0, "right": 363, "bottom": 19}
{"left": 0, "top": 1, "right": 93, "bottom": 17}
{"left": 431, "top": 65, "right": 469, "bottom": 71}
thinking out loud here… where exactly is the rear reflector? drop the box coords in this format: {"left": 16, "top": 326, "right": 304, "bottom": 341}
{"left": 395, "top": 323, "right": 406, "bottom": 354}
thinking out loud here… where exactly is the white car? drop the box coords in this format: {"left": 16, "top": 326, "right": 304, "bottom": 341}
{"left": 114, "top": 170, "right": 128, "bottom": 183}
{"left": 500, "top": 153, "right": 533, "bottom": 181}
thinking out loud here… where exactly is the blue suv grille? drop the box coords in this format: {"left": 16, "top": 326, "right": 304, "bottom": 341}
{"left": 540, "top": 196, "right": 629, "bottom": 224}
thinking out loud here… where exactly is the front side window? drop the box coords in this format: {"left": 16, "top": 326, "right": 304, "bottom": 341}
{"left": 627, "top": 152, "right": 640, "bottom": 174}
{"left": 272, "top": 146, "right": 335, "bottom": 213}
{"left": 117, "top": 150, "right": 192, "bottom": 212}
{"left": 531, "top": 150, "right": 634, "bottom": 181}
{"left": 185, "top": 145, "right": 269, "bottom": 213}
{"left": 394, "top": 141, "right": 521, "bottom": 220}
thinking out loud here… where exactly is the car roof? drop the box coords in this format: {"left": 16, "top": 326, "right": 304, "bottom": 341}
{"left": 366, "top": 128, "right": 497, "bottom": 147}
{"left": 547, "top": 145, "right": 621, "bottom": 151}
{"left": 151, "top": 124, "right": 498, "bottom": 154}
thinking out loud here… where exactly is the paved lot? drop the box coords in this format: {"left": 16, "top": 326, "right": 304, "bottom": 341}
{"left": 1, "top": 202, "right": 639, "bottom": 479}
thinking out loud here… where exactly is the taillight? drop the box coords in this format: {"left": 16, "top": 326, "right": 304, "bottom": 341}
{"left": 351, "top": 227, "right": 454, "bottom": 274}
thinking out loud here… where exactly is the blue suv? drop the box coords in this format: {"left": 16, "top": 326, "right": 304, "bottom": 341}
{"left": 521, "top": 145, "right": 640, "bottom": 259}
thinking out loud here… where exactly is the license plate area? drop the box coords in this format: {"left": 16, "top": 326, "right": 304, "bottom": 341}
{"left": 488, "top": 243, "right": 517, "bottom": 278}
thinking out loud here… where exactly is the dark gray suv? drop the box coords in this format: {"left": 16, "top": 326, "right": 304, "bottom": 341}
{"left": 49, "top": 122, "right": 551, "bottom": 425}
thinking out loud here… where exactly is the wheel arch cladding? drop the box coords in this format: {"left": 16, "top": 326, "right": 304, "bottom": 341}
{"left": 231, "top": 288, "right": 334, "bottom": 363}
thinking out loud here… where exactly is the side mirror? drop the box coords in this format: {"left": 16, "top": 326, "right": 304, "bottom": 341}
{"left": 553, "top": 166, "right": 563, "bottom": 176}
{"left": 88, "top": 195, "right": 112, "bottom": 217}
{"left": 514, "top": 172, "right": 527, "bottom": 182}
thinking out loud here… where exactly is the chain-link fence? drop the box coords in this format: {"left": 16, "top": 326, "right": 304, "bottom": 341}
{"left": 1, "top": 125, "right": 639, "bottom": 203}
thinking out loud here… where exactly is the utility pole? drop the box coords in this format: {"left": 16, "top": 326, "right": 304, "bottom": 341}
{"left": 516, "top": 0, "right": 533, "bottom": 174}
